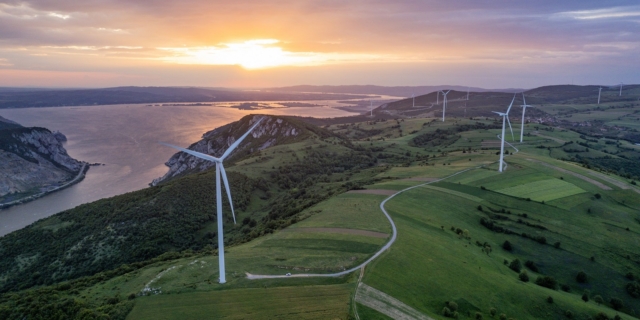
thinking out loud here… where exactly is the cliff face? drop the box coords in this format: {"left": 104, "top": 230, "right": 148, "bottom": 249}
{"left": 0, "top": 122, "right": 84, "bottom": 200}
{"left": 152, "top": 115, "right": 333, "bottom": 185}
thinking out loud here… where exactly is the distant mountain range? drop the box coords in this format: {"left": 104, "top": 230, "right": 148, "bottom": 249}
{"left": 266, "top": 85, "right": 526, "bottom": 97}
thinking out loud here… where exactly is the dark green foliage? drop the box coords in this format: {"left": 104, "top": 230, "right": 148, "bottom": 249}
{"left": 595, "top": 312, "right": 610, "bottom": 320}
{"left": 594, "top": 193, "right": 602, "bottom": 199}
{"left": 500, "top": 313, "right": 507, "bottom": 320}
{"left": 609, "top": 297, "right": 624, "bottom": 310}
{"left": 554, "top": 242, "right": 561, "bottom": 249}
{"left": 535, "top": 276, "right": 558, "bottom": 290}
{"left": 594, "top": 295, "right": 604, "bottom": 305}
{"left": 508, "top": 259, "right": 522, "bottom": 273}
{"left": 519, "top": 271, "right": 530, "bottom": 282}
{"left": 561, "top": 284, "right": 571, "bottom": 292}
{"left": 502, "top": 240, "right": 512, "bottom": 251}
{"left": 626, "top": 282, "right": 640, "bottom": 298}
{"left": 565, "top": 310, "right": 573, "bottom": 318}
{"left": 626, "top": 272, "right": 635, "bottom": 280}
{"left": 475, "top": 311, "right": 483, "bottom": 320}
{"left": 525, "top": 260, "right": 539, "bottom": 273}
{"left": 547, "top": 296, "right": 554, "bottom": 303}
{"left": 490, "top": 307, "right": 496, "bottom": 316}
{"left": 583, "top": 290, "right": 590, "bottom": 302}
{"left": 576, "top": 271, "right": 588, "bottom": 283}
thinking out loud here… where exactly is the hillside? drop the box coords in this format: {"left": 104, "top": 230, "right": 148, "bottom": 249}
{"left": 0, "top": 117, "right": 85, "bottom": 207}
{"left": 0, "top": 86, "right": 639, "bottom": 320}
{"left": 268, "top": 85, "right": 524, "bottom": 97}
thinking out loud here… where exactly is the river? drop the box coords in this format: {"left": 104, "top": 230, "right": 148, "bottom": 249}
{"left": 0, "top": 100, "right": 371, "bottom": 236}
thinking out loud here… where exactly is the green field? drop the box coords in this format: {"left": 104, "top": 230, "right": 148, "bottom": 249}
{"left": 497, "top": 178, "right": 586, "bottom": 202}
{"left": 127, "top": 284, "right": 353, "bottom": 319}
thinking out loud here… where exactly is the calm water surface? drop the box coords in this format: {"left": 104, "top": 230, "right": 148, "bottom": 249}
{"left": 0, "top": 102, "right": 360, "bottom": 236}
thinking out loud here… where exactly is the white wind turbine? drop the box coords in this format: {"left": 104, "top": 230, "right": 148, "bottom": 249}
{"left": 440, "top": 90, "right": 451, "bottom": 122}
{"left": 493, "top": 94, "right": 516, "bottom": 172}
{"left": 370, "top": 100, "right": 374, "bottom": 117}
{"left": 412, "top": 93, "right": 415, "bottom": 107}
{"left": 436, "top": 91, "right": 439, "bottom": 105}
{"left": 519, "top": 92, "right": 533, "bottom": 143}
{"left": 620, "top": 82, "right": 623, "bottom": 96}
{"left": 160, "top": 117, "right": 264, "bottom": 284}
{"left": 598, "top": 87, "right": 602, "bottom": 104}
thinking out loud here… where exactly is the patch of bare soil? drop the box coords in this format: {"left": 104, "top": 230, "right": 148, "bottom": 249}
{"left": 355, "top": 283, "right": 433, "bottom": 320}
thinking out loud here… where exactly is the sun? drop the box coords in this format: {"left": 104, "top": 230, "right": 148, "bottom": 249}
{"left": 160, "top": 39, "right": 317, "bottom": 69}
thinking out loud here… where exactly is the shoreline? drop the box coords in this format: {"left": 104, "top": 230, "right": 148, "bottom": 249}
{"left": 0, "top": 162, "right": 90, "bottom": 210}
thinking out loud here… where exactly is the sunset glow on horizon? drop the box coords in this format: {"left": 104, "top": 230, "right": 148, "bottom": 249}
{"left": 0, "top": 1, "right": 638, "bottom": 88}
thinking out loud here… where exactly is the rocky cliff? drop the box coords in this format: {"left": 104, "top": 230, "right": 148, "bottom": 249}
{"left": 0, "top": 119, "right": 84, "bottom": 202}
{"left": 152, "top": 114, "right": 335, "bottom": 185}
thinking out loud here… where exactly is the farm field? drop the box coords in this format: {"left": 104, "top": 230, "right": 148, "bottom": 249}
{"left": 496, "top": 178, "right": 586, "bottom": 202}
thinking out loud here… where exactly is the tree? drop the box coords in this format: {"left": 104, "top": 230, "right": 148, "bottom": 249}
{"left": 519, "top": 271, "right": 530, "bottom": 282}
{"left": 582, "top": 290, "right": 590, "bottom": 302}
{"left": 502, "top": 240, "right": 513, "bottom": 251}
{"left": 594, "top": 312, "right": 610, "bottom": 320}
{"left": 594, "top": 193, "right": 602, "bottom": 199}
{"left": 535, "top": 276, "right": 558, "bottom": 290}
{"left": 593, "top": 295, "right": 603, "bottom": 305}
{"left": 547, "top": 296, "right": 554, "bottom": 303}
{"left": 576, "top": 271, "right": 588, "bottom": 283}
{"left": 610, "top": 297, "right": 623, "bottom": 311}
{"left": 565, "top": 310, "right": 573, "bottom": 318}
{"left": 490, "top": 308, "right": 497, "bottom": 316}
{"left": 509, "top": 259, "right": 522, "bottom": 273}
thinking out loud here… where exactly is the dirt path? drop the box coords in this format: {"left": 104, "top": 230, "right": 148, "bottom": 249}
{"left": 532, "top": 131, "right": 566, "bottom": 144}
{"left": 283, "top": 227, "right": 389, "bottom": 238}
{"left": 585, "top": 171, "right": 640, "bottom": 194}
{"left": 355, "top": 283, "right": 433, "bottom": 320}
{"left": 348, "top": 189, "right": 397, "bottom": 196}
{"left": 402, "top": 177, "right": 439, "bottom": 182}
{"left": 526, "top": 159, "right": 612, "bottom": 190}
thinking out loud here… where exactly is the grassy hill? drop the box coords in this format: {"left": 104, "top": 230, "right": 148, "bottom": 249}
{"left": 1, "top": 85, "right": 639, "bottom": 319}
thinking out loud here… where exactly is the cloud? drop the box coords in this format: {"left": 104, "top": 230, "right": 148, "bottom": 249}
{"left": 554, "top": 6, "right": 640, "bottom": 20}
{"left": 0, "top": 58, "right": 12, "bottom": 66}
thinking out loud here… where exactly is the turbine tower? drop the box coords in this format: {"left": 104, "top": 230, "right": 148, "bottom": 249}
{"left": 436, "top": 91, "right": 439, "bottom": 105}
{"left": 412, "top": 94, "right": 415, "bottom": 108}
{"left": 620, "top": 82, "right": 623, "bottom": 96}
{"left": 493, "top": 94, "right": 515, "bottom": 172}
{"left": 598, "top": 87, "right": 602, "bottom": 104}
{"left": 440, "top": 90, "right": 451, "bottom": 122}
{"left": 160, "top": 117, "right": 264, "bottom": 284}
{"left": 370, "top": 100, "right": 373, "bottom": 117}
{"left": 519, "top": 92, "right": 532, "bottom": 143}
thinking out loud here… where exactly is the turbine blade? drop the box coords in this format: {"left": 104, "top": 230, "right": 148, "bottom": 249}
{"left": 219, "top": 163, "right": 236, "bottom": 224}
{"left": 492, "top": 111, "right": 503, "bottom": 116}
{"left": 159, "top": 142, "right": 221, "bottom": 162}
{"left": 506, "top": 116, "right": 514, "bottom": 141}
{"left": 521, "top": 92, "right": 526, "bottom": 106}
{"left": 506, "top": 94, "right": 516, "bottom": 114}
{"left": 220, "top": 117, "right": 265, "bottom": 160}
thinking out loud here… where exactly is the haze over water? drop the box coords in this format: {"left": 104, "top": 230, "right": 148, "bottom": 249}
{"left": 0, "top": 102, "right": 359, "bottom": 236}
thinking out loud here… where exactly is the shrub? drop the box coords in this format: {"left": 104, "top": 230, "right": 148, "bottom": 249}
{"left": 535, "top": 276, "right": 558, "bottom": 290}
{"left": 519, "top": 271, "right": 530, "bottom": 282}
{"left": 576, "top": 271, "right": 588, "bottom": 283}
{"left": 448, "top": 301, "right": 458, "bottom": 312}
{"left": 509, "top": 259, "right": 522, "bottom": 273}
{"left": 554, "top": 242, "right": 561, "bottom": 249}
{"left": 582, "top": 290, "right": 590, "bottom": 302}
{"left": 500, "top": 314, "right": 507, "bottom": 320}
{"left": 625, "top": 272, "right": 635, "bottom": 280}
{"left": 525, "top": 260, "right": 539, "bottom": 273}
{"left": 128, "top": 293, "right": 136, "bottom": 300}
{"left": 443, "top": 307, "right": 453, "bottom": 317}
{"left": 594, "top": 312, "right": 610, "bottom": 320}
{"left": 561, "top": 284, "right": 571, "bottom": 292}
{"left": 594, "top": 193, "right": 601, "bottom": 199}
{"left": 610, "top": 297, "right": 623, "bottom": 311}
{"left": 626, "top": 282, "right": 640, "bottom": 298}
{"left": 475, "top": 312, "right": 483, "bottom": 320}
{"left": 490, "top": 308, "right": 497, "bottom": 316}
{"left": 547, "top": 296, "right": 554, "bottom": 303}
{"left": 502, "top": 240, "right": 512, "bottom": 251}
{"left": 594, "top": 295, "right": 603, "bottom": 305}
{"left": 565, "top": 310, "right": 573, "bottom": 318}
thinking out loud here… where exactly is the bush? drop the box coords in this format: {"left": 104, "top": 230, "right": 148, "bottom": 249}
{"left": 565, "top": 310, "right": 573, "bottom": 318}
{"left": 594, "top": 295, "right": 603, "bottom": 305}
{"left": 576, "top": 271, "right": 588, "bottom": 283}
{"left": 626, "top": 282, "right": 640, "bottom": 298}
{"left": 502, "top": 240, "right": 512, "bottom": 251}
{"left": 610, "top": 297, "right": 623, "bottom": 310}
{"left": 525, "top": 260, "right": 539, "bottom": 273}
{"left": 490, "top": 308, "right": 497, "bottom": 316}
{"left": 443, "top": 307, "right": 453, "bottom": 317}
{"left": 547, "top": 296, "right": 554, "bottom": 303}
{"left": 594, "top": 312, "right": 610, "bottom": 320}
{"left": 554, "top": 242, "right": 561, "bottom": 249}
{"left": 535, "top": 276, "right": 558, "bottom": 290}
{"left": 509, "top": 259, "right": 522, "bottom": 273}
{"left": 519, "top": 271, "right": 530, "bottom": 282}
{"left": 594, "top": 193, "right": 601, "bottom": 199}
{"left": 475, "top": 312, "right": 483, "bottom": 320}
{"left": 561, "top": 284, "right": 571, "bottom": 292}
{"left": 500, "top": 314, "right": 507, "bottom": 320}
{"left": 625, "top": 272, "right": 635, "bottom": 280}
{"left": 582, "top": 290, "right": 590, "bottom": 302}
{"left": 447, "top": 301, "right": 458, "bottom": 312}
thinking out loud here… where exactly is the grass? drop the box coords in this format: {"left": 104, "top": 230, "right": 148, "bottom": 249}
{"left": 127, "top": 284, "right": 353, "bottom": 320}
{"left": 496, "top": 178, "right": 586, "bottom": 202}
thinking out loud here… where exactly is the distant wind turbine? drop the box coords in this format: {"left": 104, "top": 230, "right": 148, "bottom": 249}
{"left": 598, "top": 87, "right": 602, "bottom": 105}
{"left": 493, "top": 94, "right": 516, "bottom": 172}
{"left": 519, "top": 92, "right": 533, "bottom": 143}
{"left": 440, "top": 90, "right": 450, "bottom": 122}
{"left": 620, "top": 82, "right": 623, "bottom": 96}
{"left": 160, "top": 117, "right": 264, "bottom": 284}
{"left": 412, "top": 93, "right": 415, "bottom": 108}
{"left": 370, "top": 100, "right": 373, "bottom": 117}
{"left": 436, "top": 91, "right": 439, "bottom": 105}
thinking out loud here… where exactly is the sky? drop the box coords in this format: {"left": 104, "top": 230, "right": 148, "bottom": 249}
{"left": 0, "top": 0, "right": 639, "bottom": 88}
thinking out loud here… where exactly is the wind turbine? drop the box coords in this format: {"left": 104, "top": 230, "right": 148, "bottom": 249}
{"left": 493, "top": 94, "right": 516, "bottom": 172}
{"left": 370, "top": 100, "right": 373, "bottom": 117}
{"left": 160, "top": 117, "right": 264, "bottom": 284}
{"left": 412, "top": 94, "right": 415, "bottom": 108}
{"left": 620, "top": 82, "right": 623, "bottom": 96}
{"left": 440, "top": 90, "right": 450, "bottom": 122}
{"left": 598, "top": 87, "right": 602, "bottom": 104}
{"left": 519, "top": 92, "right": 533, "bottom": 143}
{"left": 436, "top": 91, "right": 439, "bottom": 105}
